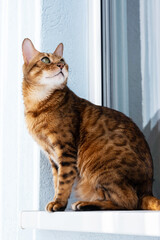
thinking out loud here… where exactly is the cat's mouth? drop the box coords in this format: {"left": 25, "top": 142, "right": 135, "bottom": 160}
{"left": 46, "top": 71, "right": 64, "bottom": 79}
{"left": 59, "top": 71, "right": 64, "bottom": 77}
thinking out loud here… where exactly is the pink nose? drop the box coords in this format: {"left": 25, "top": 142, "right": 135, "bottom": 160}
{"left": 57, "top": 63, "right": 64, "bottom": 69}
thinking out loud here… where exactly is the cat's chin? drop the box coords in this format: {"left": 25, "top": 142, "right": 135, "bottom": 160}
{"left": 41, "top": 68, "right": 68, "bottom": 84}
{"left": 31, "top": 75, "right": 67, "bottom": 102}
{"left": 46, "top": 71, "right": 64, "bottom": 79}
{"left": 40, "top": 71, "right": 66, "bottom": 86}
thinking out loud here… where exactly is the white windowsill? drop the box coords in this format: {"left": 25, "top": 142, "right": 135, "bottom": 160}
{"left": 21, "top": 210, "right": 160, "bottom": 237}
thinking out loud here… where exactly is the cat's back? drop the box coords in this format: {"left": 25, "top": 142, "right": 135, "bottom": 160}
{"left": 78, "top": 101, "right": 153, "bottom": 185}
{"left": 80, "top": 102, "right": 145, "bottom": 145}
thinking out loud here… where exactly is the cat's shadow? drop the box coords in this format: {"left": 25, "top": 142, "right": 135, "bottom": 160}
{"left": 143, "top": 110, "right": 160, "bottom": 199}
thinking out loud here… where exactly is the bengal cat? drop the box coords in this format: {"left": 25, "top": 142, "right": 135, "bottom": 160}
{"left": 22, "top": 38, "right": 160, "bottom": 211}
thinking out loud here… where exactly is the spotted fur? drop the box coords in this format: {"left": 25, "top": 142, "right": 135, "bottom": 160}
{"left": 22, "top": 38, "right": 160, "bottom": 211}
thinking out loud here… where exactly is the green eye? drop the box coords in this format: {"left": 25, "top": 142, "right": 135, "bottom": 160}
{"left": 41, "top": 57, "right": 51, "bottom": 64}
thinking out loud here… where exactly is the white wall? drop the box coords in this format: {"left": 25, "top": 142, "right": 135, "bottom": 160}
{"left": 0, "top": 0, "right": 41, "bottom": 239}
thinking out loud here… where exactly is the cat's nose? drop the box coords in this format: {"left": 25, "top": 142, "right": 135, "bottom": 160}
{"left": 57, "top": 63, "right": 64, "bottom": 69}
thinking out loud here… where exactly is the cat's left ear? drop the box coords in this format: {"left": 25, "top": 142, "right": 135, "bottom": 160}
{"left": 54, "top": 43, "right": 63, "bottom": 57}
{"left": 22, "top": 38, "right": 39, "bottom": 64}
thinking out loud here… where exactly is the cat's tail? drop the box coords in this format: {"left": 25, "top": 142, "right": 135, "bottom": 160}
{"left": 140, "top": 195, "right": 160, "bottom": 210}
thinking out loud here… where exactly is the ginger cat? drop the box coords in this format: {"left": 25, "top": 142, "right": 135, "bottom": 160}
{"left": 22, "top": 38, "right": 160, "bottom": 211}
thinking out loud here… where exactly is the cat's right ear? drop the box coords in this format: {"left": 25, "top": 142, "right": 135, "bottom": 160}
{"left": 22, "top": 38, "right": 39, "bottom": 64}
{"left": 54, "top": 43, "right": 63, "bottom": 57}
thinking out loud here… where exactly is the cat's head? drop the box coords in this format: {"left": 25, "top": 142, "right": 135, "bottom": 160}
{"left": 22, "top": 38, "right": 68, "bottom": 93}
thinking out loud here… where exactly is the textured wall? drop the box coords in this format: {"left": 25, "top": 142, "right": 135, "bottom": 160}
{"left": 41, "top": 0, "right": 88, "bottom": 98}
{"left": 39, "top": 0, "right": 88, "bottom": 210}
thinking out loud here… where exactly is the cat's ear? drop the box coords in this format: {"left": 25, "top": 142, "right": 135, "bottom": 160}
{"left": 22, "top": 38, "right": 39, "bottom": 64}
{"left": 53, "top": 43, "right": 63, "bottom": 57}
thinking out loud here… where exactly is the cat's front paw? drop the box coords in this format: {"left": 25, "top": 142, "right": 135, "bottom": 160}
{"left": 46, "top": 201, "right": 67, "bottom": 212}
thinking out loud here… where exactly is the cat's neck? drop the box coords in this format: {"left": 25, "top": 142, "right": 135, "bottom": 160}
{"left": 23, "top": 78, "right": 68, "bottom": 112}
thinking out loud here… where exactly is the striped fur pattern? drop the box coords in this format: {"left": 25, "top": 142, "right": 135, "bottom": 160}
{"left": 22, "top": 39, "right": 160, "bottom": 211}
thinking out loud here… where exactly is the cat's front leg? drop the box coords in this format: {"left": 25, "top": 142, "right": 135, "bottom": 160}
{"left": 46, "top": 160, "right": 77, "bottom": 212}
{"left": 48, "top": 156, "right": 58, "bottom": 201}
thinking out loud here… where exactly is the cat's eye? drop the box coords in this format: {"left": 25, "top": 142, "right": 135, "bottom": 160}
{"left": 41, "top": 57, "right": 51, "bottom": 64}
{"left": 60, "top": 58, "right": 64, "bottom": 63}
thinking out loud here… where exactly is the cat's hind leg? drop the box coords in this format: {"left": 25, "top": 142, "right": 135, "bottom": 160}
{"left": 73, "top": 182, "right": 138, "bottom": 211}
{"left": 72, "top": 200, "right": 124, "bottom": 211}
{"left": 140, "top": 196, "right": 160, "bottom": 210}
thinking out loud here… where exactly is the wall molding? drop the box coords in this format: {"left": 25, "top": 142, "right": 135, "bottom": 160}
{"left": 110, "top": 0, "right": 129, "bottom": 115}
{"left": 88, "top": 0, "right": 102, "bottom": 105}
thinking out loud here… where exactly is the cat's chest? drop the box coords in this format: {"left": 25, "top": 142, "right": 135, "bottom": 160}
{"left": 25, "top": 111, "right": 43, "bottom": 135}
{"left": 25, "top": 111, "right": 60, "bottom": 163}
{"left": 25, "top": 112, "right": 49, "bottom": 145}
